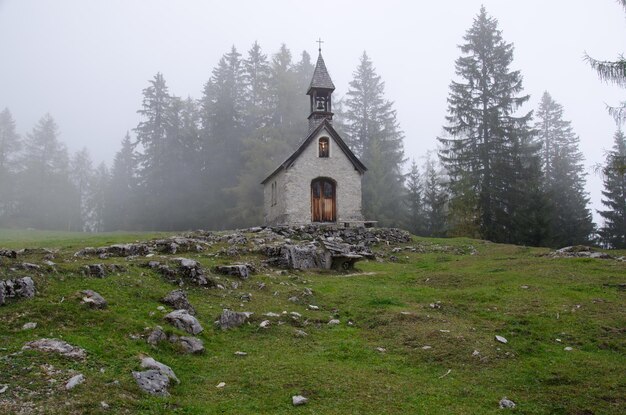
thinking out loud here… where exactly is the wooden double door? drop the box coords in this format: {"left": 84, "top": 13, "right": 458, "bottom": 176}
{"left": 311, "top": 178, "right": 336, "bottom": 222}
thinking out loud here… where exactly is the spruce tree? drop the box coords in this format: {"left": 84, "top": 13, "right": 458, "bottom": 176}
{"left": 343, "top": 52, "right": 406, "bottom": 226}
{"left": 16, "top": 114, "right": 80, "bottom": 230}
{"left": 105, "top": 132, "right": 138, "bottom": 231}
{"left": 535, "top": 92, "right": 594, "bottom": 246}
{"left": 422, "top": 155, "right": 448, "bottom": 237}
{"left": 438, "top": 7, "right": 542, "bottom": 244}
{"left": 200, "top": 46, "right": 246, "bottom": 229}
{"left": 134, "top": 72, "right": 172, "bottom": 229}
{"left": 404, "top": 160, "right": 424, "bottom": 235}
{"left": 70, "top": 148, "right": 95, "bottom": 231}
{"left": 598, "top": 130, "right": 626, "bottom": 248}
{"left": 0, "top": 108, "right": 21, "bottom": 224}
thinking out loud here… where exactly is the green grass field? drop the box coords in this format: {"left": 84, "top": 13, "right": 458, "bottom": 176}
{"left": 0, "top": 229, "right": 624, "bottom": 414}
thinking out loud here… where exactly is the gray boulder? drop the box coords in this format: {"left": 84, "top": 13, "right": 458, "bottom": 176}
{"left": 499, "top": 397, "right": 516, "bottom": 409}
{"left": 165, "top": 309, "right": 203, "bottom": 335}
{"left": 178, "top": 336, "right": 205, "bottom": 354}
{"left": 161, "top": 289, "right": 196, "bottom": 315}
{"left": 140, "top": 356, "right": 179, "bottom": 383}
{"left": 1, "top": 277, "right": 36, "bottom": 305}
{"left": 83, "top": 264, "right": 106, "bottom": 278}
{"left": 132, "top": 370, "right": 170, "bottom": 396}
{"left": 218, "top": 309, "right": 252, "bottom": 330}
{"left": 81, "top": 290, "right": 107, "bottom": 309}
{"left": 22, "top": 338, "right": 86, "bottom": 359}
{"left": 65, "top": 374, "right": 85, "bottom": 390}
{"left": 147, "top": 326, "right": 167, "bottom": 346}
{"left": 214, "top": 264, "right": 252, "bottom": 279}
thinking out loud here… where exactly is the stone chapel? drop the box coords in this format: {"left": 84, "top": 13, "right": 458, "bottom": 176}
{"left": 262, "top": 50, "right": 367, "bottom": 226}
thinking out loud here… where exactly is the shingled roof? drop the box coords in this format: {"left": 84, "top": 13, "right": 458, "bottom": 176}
{"left": 307, "top": 53, "right": 335, "bottom": 94}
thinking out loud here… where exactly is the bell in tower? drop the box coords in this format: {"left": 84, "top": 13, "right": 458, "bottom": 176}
{"left": 307, "top": 40, "right": 335, "bottom": 130}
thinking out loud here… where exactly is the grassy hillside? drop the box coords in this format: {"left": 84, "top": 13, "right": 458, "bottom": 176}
{"left": 0, "top": 229, "right": 624, "bottom": 414}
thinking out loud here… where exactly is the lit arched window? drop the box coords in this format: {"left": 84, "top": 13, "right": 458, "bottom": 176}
{"left": 319, "top": 137, "right": 329, "bottom": 158}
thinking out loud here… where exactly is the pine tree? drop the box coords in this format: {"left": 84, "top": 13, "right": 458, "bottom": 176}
{"left": 535, "top": 92, "right": 594, "bottom": 246}
{"left": 343, "top": 52, "right": 406, "bottom": 226}
{"left": 16, "top": 114, "right": 80, "bottom": 230}
{"left": 438, "top": 7, "right": 542, "bottom": 244}
{"left": 200, "top": 46, "right": 246, "bottom": 229}
{"left": 105, "top": 132, "right": 138, "bottom": 231}
{"left": 598, "top": 130, "right": 626, "bottom": 248}
{"left": 0, "top": 108, "right": 21, "bottom": 224}
{"left": 134, "top": 72, "right": 172, "bottom": 229}
{"left": 422, "top": 155, "right": 448, "bottom": 237}
{"left": 89, "top": 162, "right": 109, "bottom": 232}
{"left": 70, "top": 148, "right": 95, "bottom": 231}
{"left": 242, "top": 42, "right": 272, "bottom": 133}
{"left": 404, "top": 160, "right": 424, "bottom": 235}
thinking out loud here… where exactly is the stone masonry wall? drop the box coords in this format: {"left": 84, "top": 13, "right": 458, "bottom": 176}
{"left": 263, "top": 169, "right": 287, "bottom": 225}
{"left": 282, "top": 127, "right": 363, "bottom": 224}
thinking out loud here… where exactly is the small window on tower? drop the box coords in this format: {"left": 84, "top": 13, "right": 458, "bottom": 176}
{"left": 319, "top": 137, "right": 329, "bottom": 158}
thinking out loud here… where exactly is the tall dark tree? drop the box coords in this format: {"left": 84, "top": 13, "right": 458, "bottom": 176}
{"left": 535, "top": 92, "right": 594, "bottom": 246}
{"left": 200, "top": 46, "right": 246, "bottom": 228}
{"left": 343, "top": 52, "right": 406, "bottom": 226}
{"left": 422, "top": 154, "right": 448, "bottom": 237}
{"left": 105, "top": 132, "right": 138, "bottom": 231}
{"left": 70, "top": 148, "right": 95, "bottom": 231}
{"left": 15, "top": 114, "right": 80, "bottom": 230}
{"left": 0, "top": 108, "right": 21, "bottom": 224}
{"left": 404, "top": 160, "right": 424, "bottom": 235}
{"left": 134, "top": 72, "right": 172, "bottom": 229}
{"left": 598, "top": 130, "right": 626, "bottom": 248}
{"left": 438, "top": 7, "right": 543, "bottom": 244}
{"left": 242, "top": 42, "right": 272, "bottom": 133}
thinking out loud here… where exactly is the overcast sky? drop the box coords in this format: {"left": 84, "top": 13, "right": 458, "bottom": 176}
{"left": 1, "top": 0, "right": 624, "bottom": 218}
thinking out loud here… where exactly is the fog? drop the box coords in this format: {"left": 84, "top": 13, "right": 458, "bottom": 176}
{"left": 0, "top": 0, "right": 624, "bottom": 233}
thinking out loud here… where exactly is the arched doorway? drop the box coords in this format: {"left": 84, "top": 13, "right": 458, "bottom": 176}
{"left": 311, "top": 178, "right": 336, "bottom": 222}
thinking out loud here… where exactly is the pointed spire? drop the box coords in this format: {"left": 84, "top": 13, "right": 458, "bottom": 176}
{"left": 307, "top": 52, "right": 335, "bottom": 94}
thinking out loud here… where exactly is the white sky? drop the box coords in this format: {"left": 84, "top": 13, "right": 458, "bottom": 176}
{"left": 0, "top": 0, "right": 624, "bottom": 219}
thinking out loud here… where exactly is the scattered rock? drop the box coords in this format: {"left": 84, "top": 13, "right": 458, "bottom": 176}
{"left": 499, "top": 397, "right": 516, "bottom": 409}
{"left": 100, "top": 401, "right": 109, "bottom": 409}
{"left": 178, "top": 337, "right": 204, "bottom": 354}
{"left": 376, "top": 347, "right": 387, "bottom": 353}
{"left": 147, "top": 326, "right": 167, "bottom": 346}
{"left": 81, "top": 290, "right": 107, "bottom": 309}
{"left": 294, "top": 329, "right": 308, "bottom": 338}
{"left": 161, "top": 290, "right": 196, "bottom": 315}
{"left": 0, "top": 385, "right": 8, "bottom": 394}
{"left": 214, "top": 264, "right": 252, "bottom": 279}
{"left": 263, "top": 312, "right": 280, "bottom": 318}
{"left": 564, "top": 346, "right": 573, "bottom": 351}
{"left": 495, "top": 335, "right": 508, "bottom": 344}
{"left": 140, "top": 356, "right": 179, "bottom": 383}
{"left": 422, "top": 345, "right": 432, "bottom": 350}
{"left": 234, "top": 351, "right": 248, "bottom": 356}
{"left": 328, "top": 319, "right": 340, "bottom": 326}
{"left": 548, "top": 245, "right": 613, "bottom": 260}
{"left": 472, "top": 350, "right": 480, "bottom": 356}
{"left": 292, "top": 395, "right": 308, "bottom": 406}
{"left": 0, "top": 249, "right": 17, "bottom": 258}
{"left": 259, "top": 320, "right": 271, "bottom": 328}
{"left": 308, "top": 304, "right": 319, "bottom": 310}
{"left": 22, "top": 338, "right": 86, "bottom": 359}
{"left": 132, "top": 370, "right": 170, "bottom": 396}
{"left": 76, "top": 243, "right": 151, "bottom": 258}
{"left": 216, "top": 382, "right": 226, "bottom": 389}
{"left": 65, "top": 374, "right": 85, "bottom": 390}
{"left": 83, "top": 264, "right": 107, "bottom": 278}
{"left": 22, "top": 322, "right": 37, "bottom": 330}
{"left": 429, "top": 301, "right": 442, "bottom": 309}
{"left": 164, "top": 310, "right": 203, "bottom": 335}
{"left": 0, "top": 276, "right": 36, "bottom": 305}
{"left": 218, "top": 309, "right": 252, "bottom": 330}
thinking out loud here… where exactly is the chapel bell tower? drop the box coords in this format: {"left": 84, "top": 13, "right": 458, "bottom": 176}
{"left": 307, "top": 40, "right": 336, "bottom": 130}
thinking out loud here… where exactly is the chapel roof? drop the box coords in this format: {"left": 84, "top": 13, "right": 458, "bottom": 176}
{"left": 261, "top": 119, "right": 366, "bottom": 184}
{"left": 307, "top": 52, "right": 335, "bottom": 94}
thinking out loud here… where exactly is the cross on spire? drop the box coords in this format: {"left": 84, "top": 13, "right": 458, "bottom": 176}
{"left": 317, "top": 37, "right": 324, "bottom": 52}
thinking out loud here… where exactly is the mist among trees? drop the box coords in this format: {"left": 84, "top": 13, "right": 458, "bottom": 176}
{"left": 0, "top": 6, "right": 624, "bottom": 248}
